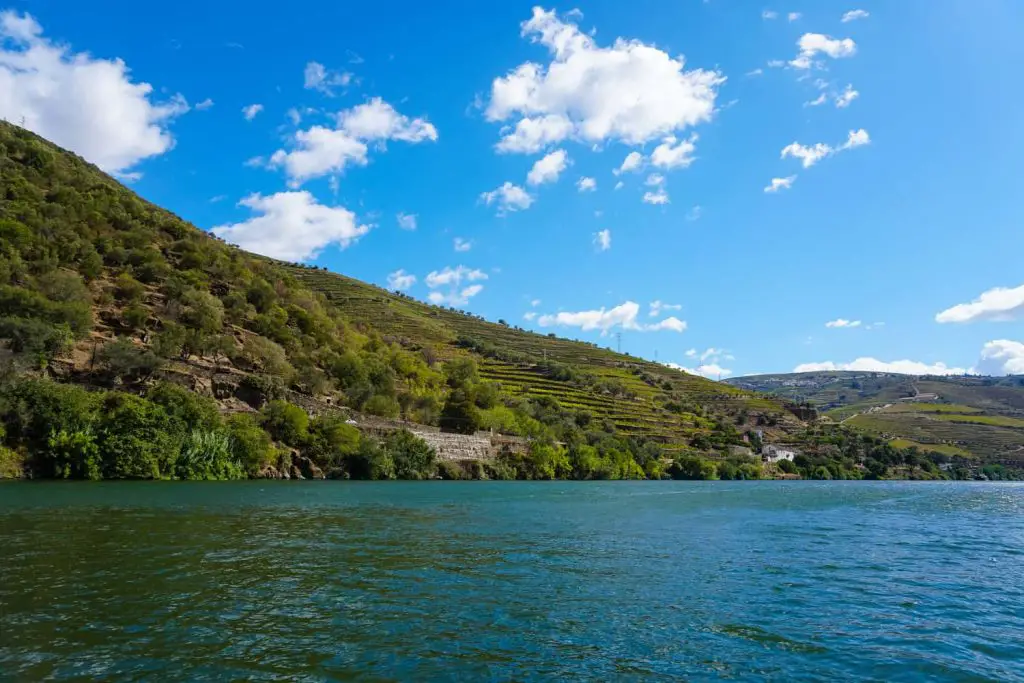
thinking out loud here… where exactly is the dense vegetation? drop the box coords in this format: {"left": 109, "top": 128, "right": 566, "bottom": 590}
{"left": 0, "top": 121, "right": 978, "bottom": 481}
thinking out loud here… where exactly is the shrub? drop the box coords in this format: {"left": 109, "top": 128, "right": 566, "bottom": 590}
{"left": 382, "top": 429, "right": 436, "bottom": 480}
{"left": 175, "top": 430, "right": 244, "bottom": 480}
{"left": 97, "top": 393, "right": 179, "bottom": 479}
{"left": 226, "top": 413, "right": 276, "bottom": 475}
{"left": 260, "top": 400, "right": 309, "bottom": 446}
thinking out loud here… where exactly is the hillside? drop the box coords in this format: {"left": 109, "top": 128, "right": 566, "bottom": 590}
{"left": 726, "top": 372, "right": 1024, "bottom": 462}
{"left": 0, "top": 120, "right": 987, "bottom": 480}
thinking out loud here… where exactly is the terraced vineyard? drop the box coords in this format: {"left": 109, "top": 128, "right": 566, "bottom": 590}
{"left": 282, "top": 265, "right": 796, "bottom": 450}
{"left": 728, "top": 371, "right": 1024, "bottom": 461}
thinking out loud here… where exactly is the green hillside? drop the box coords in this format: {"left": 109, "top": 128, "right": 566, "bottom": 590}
{"left": 0, "top": 121, "right": 983, "bottom": 481}
{"left": 726, "top": 372, "right": 1024, "bottom": 462}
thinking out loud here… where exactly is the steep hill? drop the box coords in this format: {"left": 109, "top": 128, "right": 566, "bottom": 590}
{"left": 0, "top": 120, "right": 986, "bottom": 480}
{"left": 726, "top": 372, "right": 1024, "bottom": 461}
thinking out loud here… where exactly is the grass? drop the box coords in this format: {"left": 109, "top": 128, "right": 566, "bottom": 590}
{"left": 889, "top": 439, "right": 971, "bottom": 458}
{"left": 882, "top": 402, "right": 983, "bottom": 414}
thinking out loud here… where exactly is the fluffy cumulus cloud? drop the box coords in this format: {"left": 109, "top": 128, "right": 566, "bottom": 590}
{"left": 486, "top": 7, "right": 723, "bottom": 153}
{"left": 480, "top": 181, "right": 533, "bottom": 214}
{"left": 396, "top": 212, "right": 417, "bottom": 230}
{"left": 211, "top": 191, "right": 370, "bottom": 262}
{"left": 537, "top": 301, "right": 686, "bottom": 334}
{"left": 975, "top": 340, "right": 1024, "bottom": 376}
{"left": 268, "top": 97, "right": 437, "bottom": 185}
{"left": 527, "top": 148, "right": 570, "bottom": 185}
{"left": 794, "top": 358, "right": 968, "bottom": 375}
{"left": 303, "top": 61, "right": 353, "bottom": 96}
{"left": 825, "top": 318, "right": 862, "bottom": 328}
{"left": 593, "top": 228, "right": 611, "bottom": 251}
{"left": 781, "top": 129, "right": 870, "bottom": 169}
{"left": 242, "top": 103, "right": 263, "bottom": 121}
{"left": 577, "top": 176, "right": 597, "bottom": 192}
{"left": 665, "top": 362, "right": 732, "bottom": 380}
{"left": 935, "top": 283, "right": 1024, "bottom": 323}
{"left": 425, "top": 266, "right": 488, "bottom": 306}
{"left": 643, "top": 188, "right": 669, "bottom": 205}
{"left": 790, "top": 33, "right": 857, "bottom": 70}
{"left": 615, "top": 151, "right": 644, "bottom": 175}
{"left": 842, "top": 9, "right": 870, "bottom": 22}
{"left": 764, "top": 176, "right": 796, "bottom": 193}
{"left": 0, "top": 11, "right": 189, "bottom": 176}
{"left": 387, "top": 269, "right": 416, "bottom": 291}
{"left": 835, "top": 84, "right": 859, "bottom": 108}
{"left": 650, "top": 134, "right": 697, "bottom": 169}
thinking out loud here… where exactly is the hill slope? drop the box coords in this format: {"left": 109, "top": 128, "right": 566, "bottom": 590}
{"left": 0, "top": 121, "right": 986, "bottom": 480}
{"left": 726, "top": 372, "right": 1024, "bottom": 461}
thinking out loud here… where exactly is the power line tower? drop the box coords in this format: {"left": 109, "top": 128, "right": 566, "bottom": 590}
{"left": 616, "top": 332, "right": 622, "bottom": 354}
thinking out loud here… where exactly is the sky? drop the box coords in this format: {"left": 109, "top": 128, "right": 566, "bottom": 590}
{"left": 1, "top": 0, "right": 1023, "bottom": 379}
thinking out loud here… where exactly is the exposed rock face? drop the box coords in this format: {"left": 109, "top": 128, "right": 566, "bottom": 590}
{"left": 784, "top": 402, "right": 819, "bottom": 421}
{"left": 294, "top": 456, "right": 325, "bottom": 480}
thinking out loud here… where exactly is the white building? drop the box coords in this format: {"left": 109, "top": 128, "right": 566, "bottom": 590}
{"left": 762, "top": 444, "right": 798, "bottom": 463}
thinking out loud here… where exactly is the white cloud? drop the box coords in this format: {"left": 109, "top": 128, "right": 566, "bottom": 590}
{"left": 614, "top": 180, "right": 624, "bottom": 190}
{"left": 487, "top": 7, "right": 723, "bottom": 151}
{"left": 767, "top": 59, "right": 786, "bottom": 68}
{"left": 396, "top": 212, "right": 417, "bottom": 230}
{"left": 645, "top": 172, "right": 666, "bottom": 187}
{"left": 387, "top": 269, "right": 417, "bottom": 291}
{"left": 242, "top": 103, "right": 263, "bottom": 121}
{"left": 788, "top": 12, "right": 802, "bottom": 21}
{"left": 527, "top": 148, "right": 570, "bottom": 185}
{"left": 211, "top": 191, "right": 369, "bottom": 262}
{"left": 762, "top": 10, "right": 778, "bottom": 20}
{"left": 794, "top": 358, "right": 967, "bottom": 375}
{"left": 538, "top": 300, "right": 687, "bottom": 334}
{"left": 425, "top": 265, "right": 488, "bottom": 288}
{"left": 336, "top": 97, "right": 437, "bottom": 142}
{"left": 649, "top": 300, "right": 682, "bottom": 317}
{"left": 643, "top": 188, "right": 670, "bottom": 205}
{"left": 531, "top": 299, "right": 542, "bottom": 307}
{"left": 781, "top": 141, "right": 832, "bottom": 168}
{"left": 593, "top": 229, "right": 611, "bottom": 251}
{"left": 495, "top": 114, "right": 574, "bottom": 153}
{"left": 269, "top": 127, "right": 367, "bottom": 184}
{"left": 650, "top": 134, "right": 698, "bottom": 169}
{"left": 841, "top": 9, "right": 870, "bottom": 23}
{"left": 825, "top": 318, "right": 862, "bottom": 328}
{"left": 453, "top": 237, "right": 472, "bottom": 252}
{"left": 0, "top": 11, "right": 189, "bottom": 175}
{"left": 577, "top": 176, "right": 597, "bottom": 192}
{"left": 764, "top": 175, "right": 796, "bottom": 193}
{"left": 976, "top": 340, "right": 1024, "bottom": 376}
{"left": 287, "top": 107, "right": 302, "bottom": 125}
{"left": 495, "top": 113, "right": 577, "bottom": 153}
{"left": 936, "top": 283, "right": 1024, "bottom": 323}
{"left": 615, "top": 151, "right": 644, "bottom": 174}
{"left": 665, "top": 361, "right": 731, "bottom": 379}
{"left": 686, "top": 205, "right": 703, "bottom": 221}
{"left": 523, "top": 311, "right": 538, "bottom": 321}
{"left": 805, "top": 93, "right": 827, "bottom": 107}
{"left": 839, "top": 128, "right": 870, "bottom": 149}
{"left": 268, "top": 97, "right": 437, "bottom": 185}
{"left": 481, "top": 181, "right": 533, "bottom": 214}
{"left": 648, "top": 317, "right": 687, "bottom": 332}
{"left": 195, "top": 98, "right": 214, "bottom": 111}
{"left": 746, "top": 68, "right": 764, "bottom": 77}
{"left": 303, "top": 61, "right": 353, "bottom": 96}
{"left": 835, "top": 84, "right": 859, "bottom": 108}
{"left": 790, "top": 33, "right": 857, "bottom": 70}
{"left": 781, "top": 129, "right": 869, "bottom": 169}
{"left": 425, "top": 266, "right": 488, "bottom": 306}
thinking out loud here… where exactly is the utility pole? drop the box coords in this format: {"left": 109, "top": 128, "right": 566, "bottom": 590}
{"left": 616, "top": 332, "right": 622, "bottom": 354}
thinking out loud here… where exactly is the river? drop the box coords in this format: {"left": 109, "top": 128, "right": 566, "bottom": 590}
{"left": 2, "top": 481, "right": 1022, "bottom": 681}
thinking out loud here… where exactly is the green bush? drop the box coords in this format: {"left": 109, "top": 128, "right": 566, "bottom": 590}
{"left": 175, "top": 430, "right": 244, "bottom": 480}
{"left": 260, "top": 400, "right": 309, "bottom": 446}
{"left": 226, "top": 413, "right": 276, "bottom": 475}
{"left": 382, "top": 429, "right": 436, "bottom": 480}
{"left": 97, "top": 393, "right": 179, "bottom": 479}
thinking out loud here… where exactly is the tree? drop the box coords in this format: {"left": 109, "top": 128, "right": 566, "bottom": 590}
{"left": 305, "top": 414, "right": 361, "bottom": 469}
{"left": 97, "top": 393, "right": 179, "bottom": 479}
{"left": 260, "top": 400, "right": 309, "bottom": 447}
{"left": 440, "top": 388, "right": 479, "bottom": 434}
{"left": 226, "top": 413, "right": 276, "bottom": 475}
{"left": 383, "top": 429, "right": 436, "bottom": 479}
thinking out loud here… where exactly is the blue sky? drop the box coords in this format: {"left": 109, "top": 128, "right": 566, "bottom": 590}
{"left": 2, "top": 0, "right": 1023, "bottom": 378}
